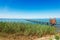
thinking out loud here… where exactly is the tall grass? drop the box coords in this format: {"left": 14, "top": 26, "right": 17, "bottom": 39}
{"left": 0, "top": 22, "right": 56, "bottom": 37}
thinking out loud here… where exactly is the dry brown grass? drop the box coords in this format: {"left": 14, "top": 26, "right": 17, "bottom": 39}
{"left": 0, "top": 33, "right": 57, "bottom": 40}
{"left": 0, "top": 33, "right": 39, "bottom": 40}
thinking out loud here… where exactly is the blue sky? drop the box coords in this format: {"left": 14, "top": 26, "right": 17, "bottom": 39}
{"left": 0, "top": 0, "right": 60, "bottom": 19}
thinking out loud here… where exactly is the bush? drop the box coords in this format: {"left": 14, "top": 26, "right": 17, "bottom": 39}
{"left": 55, "top": 34, "right": 60, "bottom": 40}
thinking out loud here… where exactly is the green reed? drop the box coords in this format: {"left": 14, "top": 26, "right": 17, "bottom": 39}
{"left": 0, "top": 22, "right": 56, "bottom": 37}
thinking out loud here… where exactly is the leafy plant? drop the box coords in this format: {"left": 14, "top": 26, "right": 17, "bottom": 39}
{"left": 55, "top": 34, "right": 60, "bottom": 40}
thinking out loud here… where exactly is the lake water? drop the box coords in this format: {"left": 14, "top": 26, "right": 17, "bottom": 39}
{"left": 0, "top": 18, "right": 60, "bottom": 24}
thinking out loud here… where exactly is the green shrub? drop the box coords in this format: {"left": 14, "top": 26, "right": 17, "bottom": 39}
{"left": 55, "top": 34, "right": 60, "bottom": 40}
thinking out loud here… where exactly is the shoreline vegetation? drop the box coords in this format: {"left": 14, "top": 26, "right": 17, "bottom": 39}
{"left": 0, "top": 21, "right": 58, "bottom": 40}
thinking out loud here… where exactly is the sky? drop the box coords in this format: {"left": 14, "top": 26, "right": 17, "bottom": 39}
{"left": 0, "top": 0, "right": 60, "bottom": 19}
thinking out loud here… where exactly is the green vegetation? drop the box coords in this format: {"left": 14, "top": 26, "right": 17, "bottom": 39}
{"left": 0, "top": 22, "right": 56, "bottom": 37}
{"left": 49, "top": 34, "right": 60, "bottom": 40}
{"left": 55, "top": 34, "right": 60, "bottom": 40}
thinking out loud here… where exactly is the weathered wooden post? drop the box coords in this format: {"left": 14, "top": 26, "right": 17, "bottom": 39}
{"left": 50, "top": 18, "right": 56, "bottom": 26}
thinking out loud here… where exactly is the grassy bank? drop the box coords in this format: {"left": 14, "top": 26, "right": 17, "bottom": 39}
{"left": 0, "top": 22, "right": 55, "bottom": 37}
